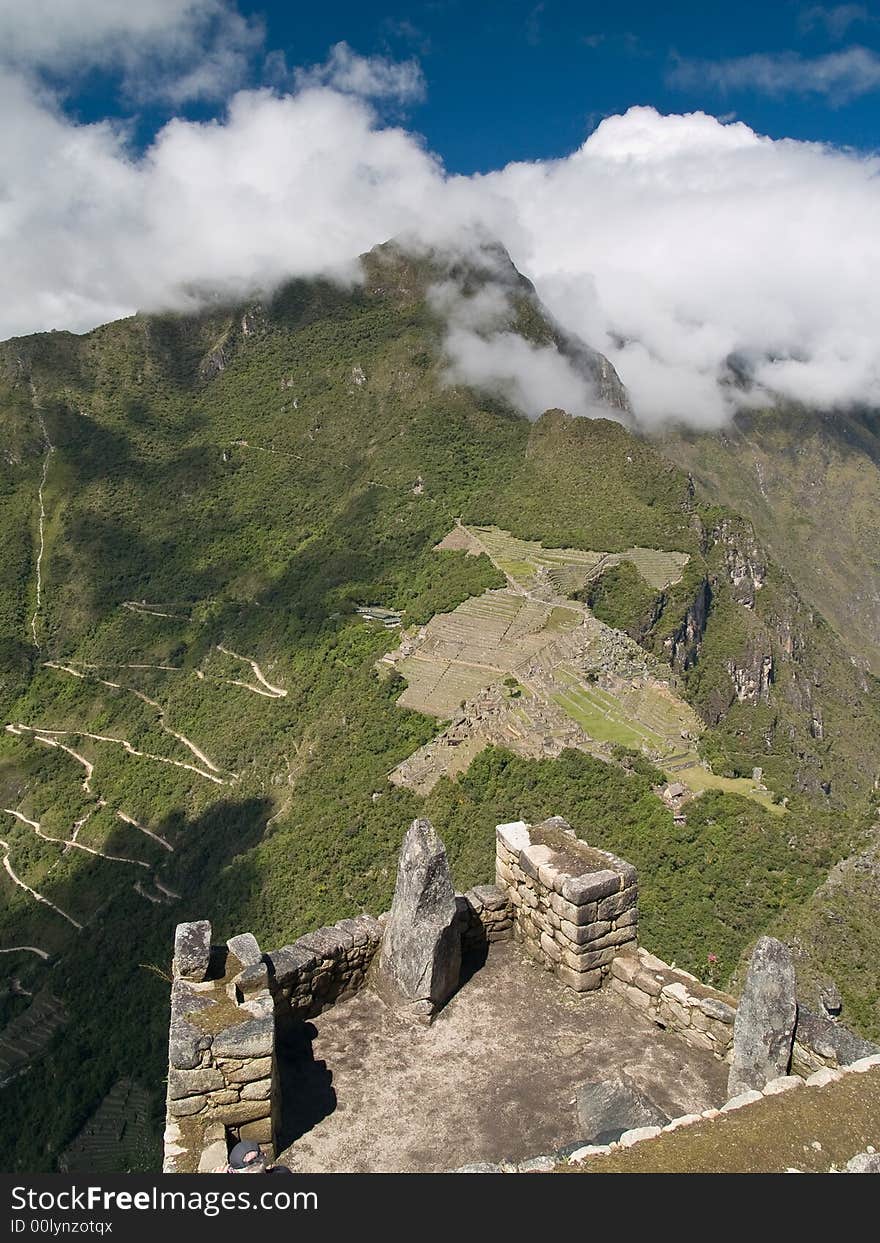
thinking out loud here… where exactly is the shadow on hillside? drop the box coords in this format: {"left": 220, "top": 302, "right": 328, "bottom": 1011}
{"left": 0, "top": 795, "right": 274, "bottom": 964}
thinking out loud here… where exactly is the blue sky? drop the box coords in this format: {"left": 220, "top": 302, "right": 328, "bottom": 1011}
{"left": 66, "top": 0, "right": 880, "bottom": 171}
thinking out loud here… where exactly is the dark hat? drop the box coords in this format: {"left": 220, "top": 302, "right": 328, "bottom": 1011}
{"left": 228, "top": 1140, "right": 268, "bottom": 1172}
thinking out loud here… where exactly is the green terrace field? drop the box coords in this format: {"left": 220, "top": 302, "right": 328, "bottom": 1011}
{"left": 551, "top": 666, "right": 676, "bottom": 752}
{"left": 466, "top": 524, "right": 690, "bottom": 593}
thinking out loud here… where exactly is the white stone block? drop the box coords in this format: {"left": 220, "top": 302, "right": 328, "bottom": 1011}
{"left": 848, "top": 1054, "right": 880, "bottom": 1073}
{"left": 762, "top": 1076, "right": 804, "bottom": 1095}
{"left": 567, "top": 1144, "right": 612, "bottom": 1162}
{"left": 663, "top": 1114, "right": 702, "bottom": 1132}
{"left": 721, "top": 1090, "right": 763, "bottom": 1112}
{"left": 661, "top": 981, "right": 691, "bottom": 1006}
{"left": 805, "top": 1067, "right": 843, "bottom": 1087}
{"left": 496, "top": 821, "right": 530, "bottom": 852}
{"left": 618, "top": 1125, "right": 662, "bottom": 1148}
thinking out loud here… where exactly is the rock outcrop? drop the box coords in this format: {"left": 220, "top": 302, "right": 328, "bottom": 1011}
{"left": 173, "top": 920, "right": 211, "bottom": 982}
{"left": 728, "top": 936, "right": 797, "bottom": 1097}
{"left": 575, "top": 1075, "right": 669, "bottom": 1145}
{"left": 376, "top": 818, "right": 461, "bottom": 1020}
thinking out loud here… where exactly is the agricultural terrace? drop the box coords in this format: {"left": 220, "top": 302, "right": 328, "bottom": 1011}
{"left": 453, "top": 524, "right": 690, "bottom": 594}
{"left": 385, "top": 526, "right": 779, "bottom": 812}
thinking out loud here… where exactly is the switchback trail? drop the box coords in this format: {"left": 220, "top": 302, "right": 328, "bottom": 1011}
{"left": 116, "top": 811, "right": 173, "bottom": 852}
{"left": 215, "top": 644, "right": 288, "bottom": 698}
{"left": 44, "top": 661, "right": 226, "bottom": 776}
{"left": 4, "top": 808, "right": 150, "bottom": 870}
{"left": 0, "top": 837, "right": 83, "bottom": 930}
{"left": 7, "top": 721, "right": 226, "bottom": 785}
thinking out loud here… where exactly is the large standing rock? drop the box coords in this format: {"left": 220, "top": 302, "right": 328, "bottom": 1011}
{"left": 728, "top": 936, "right": 797, "bottom": 1097}
{"left": 377, "top": 819, "right": 461, "bottom": 1019}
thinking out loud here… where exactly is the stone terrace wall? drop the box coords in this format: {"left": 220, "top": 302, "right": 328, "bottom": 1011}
{"left": 610, "top": 948, "right": 737, "bottom": 1061}
{"left": 609, "top": 947, "right": 880, "bottom": 1072}
{"left": 265, "top": 885, "right": 514, "bottom": 1028}
{"left": 164, "top": 924, "right": 279, "bottom": 1174}
{"left": 495, "top": 817, "right": 638, "bottom": 992}
{"left": 265, "top": 913, "right": 384, "bottom": 1027}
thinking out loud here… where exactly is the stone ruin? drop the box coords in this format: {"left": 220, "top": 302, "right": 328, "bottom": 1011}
{"left": 163, "top": 815, "right": 879, "bottom": 1173}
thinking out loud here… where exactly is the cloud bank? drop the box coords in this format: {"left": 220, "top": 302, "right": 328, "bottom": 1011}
{"left": 1, "top": 7, "right": 880, "bottom": 428}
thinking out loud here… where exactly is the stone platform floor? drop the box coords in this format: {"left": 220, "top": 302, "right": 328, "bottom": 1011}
{"left": 276, "top": 942, "right": 729, "bottom": 1172}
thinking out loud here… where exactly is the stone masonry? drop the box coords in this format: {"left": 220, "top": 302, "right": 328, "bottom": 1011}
{"left": 164, "top": 923, "right": 279, "bottom": 1174}
{"left": 609, "top": 948, "right": 737, "bottom": 1060}
{"left": 164, "top": 814, "right": 879, "bottom": 1173}
{"left": 266, "top": 913, "right": 384, "bottom": 1030}
{"left": 495, "top": 816, "right": 638, "bottom": 992}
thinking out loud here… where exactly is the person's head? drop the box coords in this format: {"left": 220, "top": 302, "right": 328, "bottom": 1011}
{"left": 227, "top": 1140, "right": 268, "bottom": 1173}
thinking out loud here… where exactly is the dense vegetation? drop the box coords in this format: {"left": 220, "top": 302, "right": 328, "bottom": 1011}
{"left": 0, "top": 241, "right": 877, "bottom": 1170}
{"left": 578, "top": 561, "right": 661, "bottom": 637}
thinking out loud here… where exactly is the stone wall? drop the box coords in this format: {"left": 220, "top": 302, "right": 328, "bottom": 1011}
{"left": 609, "top": 948, "right": 737, "bottom": 1060}
{"left": 164, "top": 923, "right": 279, "bottom": 1174}
{"left": 164, "top": 816, "right": 880, "bottom": 1174}
{"left": 495, "top": 817, "right": 638, "bottom": 992}
{"left": 265, "top": 913, "right": 384, "bottom": 1028}
{"left": 456, "top": 884, "right": 514, "bottom": 953}
{"left": 608, "top": 947, "right": 879, "bottom": 1073}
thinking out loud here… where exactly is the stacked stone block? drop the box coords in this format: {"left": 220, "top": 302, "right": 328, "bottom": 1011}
{"left": 456, "top": 884, "right": 514, "bottom": 952}
{"left": 267, "top": 913, "right": 383, "bottom": 1023}
{"left": 609, "top": 948, "right": 736, "bottom": 1060}
{"left": 495, "top": 818, "right": 638, "bottom": 992}
{"left": 163, "top": 922, "right": 279, "bottom": 1173}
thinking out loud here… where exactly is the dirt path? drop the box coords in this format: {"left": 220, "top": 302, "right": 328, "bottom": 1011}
{"left": 0, "top": 836, "right": 83, "bottom": 930}
{"left": 73, "top": 662, "right": 181, "bottom": 672}
{"left": 116, "top": 811, "right": 173, "bottom": 853}
{"left": 0, "top": 946, "right": 50, "bottom": 960}
{"left": 29, "top": 410, "right": 55, "bottom": 649}
{"left": 121, "top": 602, "right": 190, "bottom": 620}
{"left": 4, "top": 808, "right": 150, "bottom": 870}
{"left": 28, "top": 730, "right": 95, "bottom": 792}
{"left": 133, "top": 881, "right": 163, "bottom": 905}
{"left": 43, "top": 661, "right": 227, "bottom": 777}
{"left": 7, "top": 721, "right": 226, "bottom": 785}
{"left": 215, "top": 644, "right": 287, "bottom": 698}
{"left": 231, "top": 439, "right": 301, "bottom": 461}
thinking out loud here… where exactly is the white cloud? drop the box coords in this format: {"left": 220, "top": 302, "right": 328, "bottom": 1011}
{"left": 483, "top": 108, "right": 880, "bottom": 424}
{"left": 295, "top": 41, "right": 425, "bottom": 103}
{"left": 0, "top": 0, "right": 263, "bottom": 103}
{"left": 669, "top": 45, "right": 880, "bottom": 104}
{"left": 1, "top": 13, "right": 880, "bottom": 433}
{"left": 428, "top": 281, "right": 616, "bottom": 421}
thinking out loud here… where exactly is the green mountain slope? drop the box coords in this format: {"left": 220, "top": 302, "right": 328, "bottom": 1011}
{"left": 0, "top": 242, "right": 877, "bottom": 1169}
{"left": 659, "top": 405, "right": 880, "bottom": 675}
